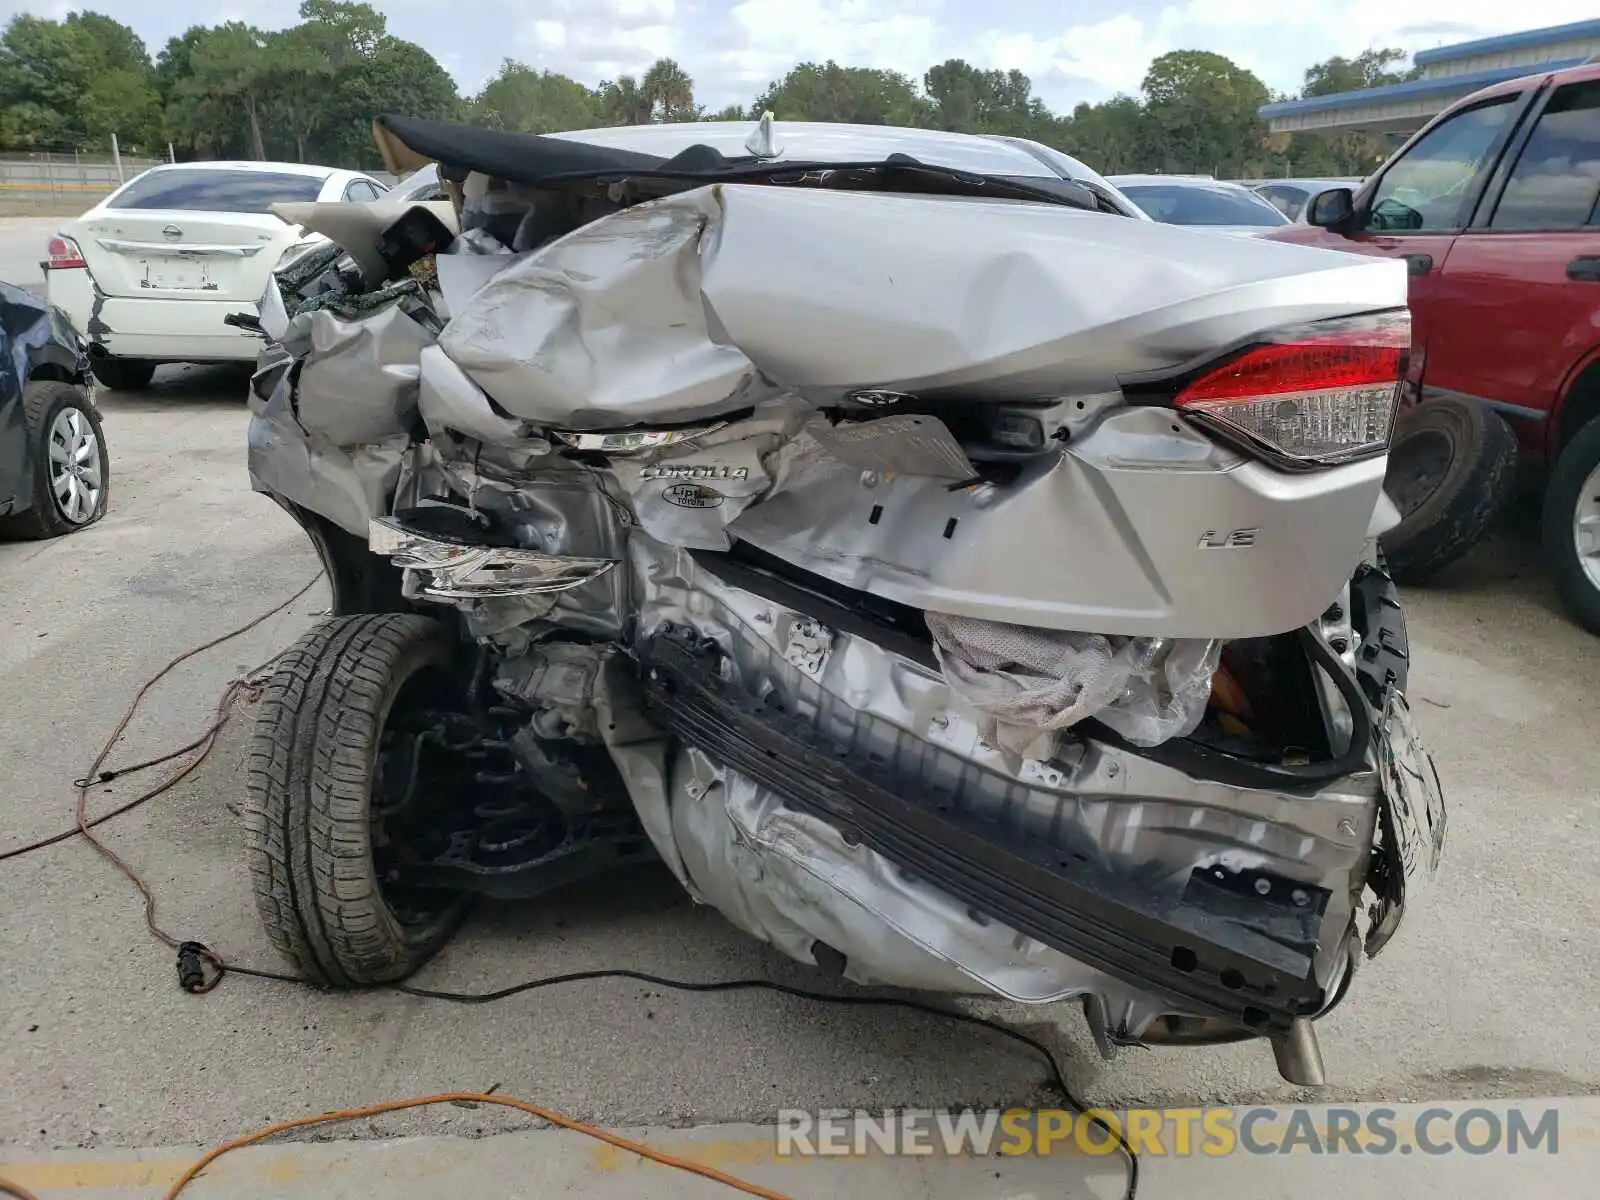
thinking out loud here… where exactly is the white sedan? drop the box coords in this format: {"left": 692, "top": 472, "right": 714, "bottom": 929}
{"left": 45, "top": 161, "right": 391, "bottom": 390}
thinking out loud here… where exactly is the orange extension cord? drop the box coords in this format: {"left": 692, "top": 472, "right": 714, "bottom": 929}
{"left": 0, "top": 579, "right": 790, "bottom": 1200}
{"left": 159, "top": 1091, "right": 794, "bottom": 1199}
{"left": 1, "top": 1091, "right": 793, "bottom": 1198}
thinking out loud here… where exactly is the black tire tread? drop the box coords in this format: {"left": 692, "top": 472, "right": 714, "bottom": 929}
{"left": 0, "top": 379, "right": 108, "bottom": 540}
{"left": 90, "top": 357, "right": 155, "bottom": 392}
{"left": 1381, "top": 399, "right": 1518, "bottom": 584}
{"left": 243, "top": 613, "right": 466, "bottom": 986}
{"left": 1542, "top": 416, "right": 1600, "bottom": 635}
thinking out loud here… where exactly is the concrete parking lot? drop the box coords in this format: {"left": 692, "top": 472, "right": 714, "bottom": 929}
{"left": 2, "top": 221, "right": 1597, "bottom": 1196}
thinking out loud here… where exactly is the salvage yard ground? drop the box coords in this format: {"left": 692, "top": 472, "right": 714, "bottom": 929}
{"left": 1, "top": 219, "right": 1598, "bottom": 1196}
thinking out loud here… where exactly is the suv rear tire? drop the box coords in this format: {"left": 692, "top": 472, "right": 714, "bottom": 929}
{"left": 1543, "top": 417, "right": 1600, "bottom": 635}
{"left": 1380, "top": 397, "right": 1517, "bottom": 584}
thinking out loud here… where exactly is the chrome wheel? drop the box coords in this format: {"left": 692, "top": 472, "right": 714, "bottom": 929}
{"left": 1575, "top": 459, "right": 1600, "bottom": 592}
{"left": 47, "top": 405, "right": 102, "bottom": 525}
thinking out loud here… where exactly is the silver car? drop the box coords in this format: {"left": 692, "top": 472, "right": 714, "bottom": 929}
{"left": 239, "top": 116, "right": 1444, "bottom": 1099}
{"left": 1253, "top": 178, "right": 1366, "bottom": 222}
{"left": 1109, "top": 173, "right": 1295, "bottom": 236}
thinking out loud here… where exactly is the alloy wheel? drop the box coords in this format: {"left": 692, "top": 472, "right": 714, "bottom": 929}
{"left": 47, "top": 405, "right": 102, "bottom": 525}
{"left": 1574, "top": 458, "right": 1600, "bottom": 592}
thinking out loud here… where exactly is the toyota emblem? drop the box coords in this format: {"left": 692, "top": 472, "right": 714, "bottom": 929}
{"left": 162, "top": 224, "right": 183, "bottom": 241}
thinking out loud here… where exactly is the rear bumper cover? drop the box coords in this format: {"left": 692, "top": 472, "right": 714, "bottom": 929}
{"left": 48, "top": 268, "right": 260, "bottom": 362}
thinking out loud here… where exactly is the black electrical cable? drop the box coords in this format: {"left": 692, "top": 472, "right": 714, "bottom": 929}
{"left": 202, "top": 959, "right": 1139, "bottom": 1198}
{"left": 7, "top": 576, "right": 1138, "bottom": 1200}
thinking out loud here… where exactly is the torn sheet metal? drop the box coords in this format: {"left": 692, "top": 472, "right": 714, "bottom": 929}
{"left": 606, "top": 397, "right": 811, "bottom": 551}
{"left": 618, "top": 534, "right": 1375, "bottom": 1022}
{"left": 292, "top": 301, "right": 437, "bottom": 447}
{"left": 435, "top": 183, "right": 1406, "bottom": 430}
{"left": 804, "top": 413, "right": 974, "bottom": 481}
{"left": 926, "top": 613, "right": 1220, "bottom": 753}
{"left": 437, "top": 187, "right": 777, "bottom": 428}
{"left": 245, "top": 366, "right": 406, "bottom": 537}
{"left": 436, "top": 251, "right": 526, "bottom": 313}
{"left": 417, "top": 343, "right": 540, "bottom": 447}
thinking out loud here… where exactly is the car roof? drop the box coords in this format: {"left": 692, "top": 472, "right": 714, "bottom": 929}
{"left": 1258, "top": 178, "right": 1360, "bottom": 190}
{"left": 137, "top": 161, "right": 341, "bottom": 178}
{"left": 1109, "top": 175, "right": 1250, "bottom": 189}
{"left": 1451, "top": 58, "right": 1600, "bottom": 107}
{"left": 550, "top": 121, "right": 1094, "bottom": 183}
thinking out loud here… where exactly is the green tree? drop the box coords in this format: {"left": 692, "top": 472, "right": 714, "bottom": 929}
{"left": 168, "top": 23, "right": 274, "bottom": 160}
{"left": 754, "top": 61, "right": 933, "bottom": 126}
{"left": 1302, "top": 47, "right": 1414, "bottom": 97}
{"left": 1060, "top": 95, "right": 1151, "bottom": 175}
{"left": 475, "top": 61, "right": 600, "bottom": 132}
{"left": 1141, "top": 49, "right": 1270, "bottom": 176}
{"left": 1280, "top": 47, "right": 1415, "bottom": 178}
{"left": 264, "top": 25, "right": 338, "bottom": 161}
{"left": 597, "top": 75, "right": 654, "bottom": 125}
{"left": 0, "top": 12, "right": 160, "bottom": 149}
{"left": 315, "top": 36, "right": 460, "bottom": 166}
{"left": 642, "top": 58, "right": 697, "bottom": 122}
{"left": 923, "top": 59, "right": 1052, "bottom": 139}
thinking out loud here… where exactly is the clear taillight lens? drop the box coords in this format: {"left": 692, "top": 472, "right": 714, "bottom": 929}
{"left": 1175, "top": 311, "right": 1409, "bottom": 466}
{"left": 47, "top": 235, "right": 86, "bottom": 269}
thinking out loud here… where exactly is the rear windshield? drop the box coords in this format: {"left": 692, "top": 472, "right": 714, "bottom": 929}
{"left": 107, "top": 169, "right": 326, "bottom": 213}
{"left": 1118, "top": 183, "right": 1290, "bottom": 227}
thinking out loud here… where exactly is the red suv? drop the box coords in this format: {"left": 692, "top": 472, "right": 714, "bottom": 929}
{"left": 1268, "top": 61, "right": 1600, "bottom": 633}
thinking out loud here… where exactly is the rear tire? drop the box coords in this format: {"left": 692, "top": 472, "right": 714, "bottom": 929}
{"left": 1379, "top": 396, "right": 1517, "bottom": 584}
{"left": 0, "top": 380, "right": 109, "bottom": 540}
{"left": 1543, "top": 417, "right": 1600, "bottom": 635}
{"left": 90, "top": 356, "right": 156, "bottom": 391}
{"left": 244, "top": 613, "right": 471, "bottom": 986}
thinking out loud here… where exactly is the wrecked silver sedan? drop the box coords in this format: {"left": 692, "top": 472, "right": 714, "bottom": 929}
{"left": 239, "top": 115, "right": 1445, "bottom": 1086}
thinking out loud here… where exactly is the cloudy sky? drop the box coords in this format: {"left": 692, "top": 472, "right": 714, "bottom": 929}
{"left": 7, "top": 1, "right": 1597, "bottom": 111}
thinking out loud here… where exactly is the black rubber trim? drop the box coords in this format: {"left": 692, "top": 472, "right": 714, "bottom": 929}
{"left": 639, "top": 627, "right": 1330, "bottom": 1033}
{"left": 1349, "top": 562, "right": 1409, "bottom": 707}
{"left": 691, "top": 544, "right": 938, "bottom": 670}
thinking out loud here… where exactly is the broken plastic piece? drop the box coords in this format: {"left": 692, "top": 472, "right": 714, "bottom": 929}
{"left": 926, "top": 613, "right": 1220, "bottom": 751}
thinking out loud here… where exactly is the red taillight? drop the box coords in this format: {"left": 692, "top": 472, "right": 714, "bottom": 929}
{"left": 1174, "top": 311, "right": 1409, "bottom": 466}
{"left": 47, "top": 236, "right": 86, "bottom": 270}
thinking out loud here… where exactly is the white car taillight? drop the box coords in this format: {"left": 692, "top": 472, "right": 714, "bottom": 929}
{"left": 1174, "top": 311, "right": 1409, "bottom": 467}
{"left": 47, "top": 235, "right": 87, "bottom": 269}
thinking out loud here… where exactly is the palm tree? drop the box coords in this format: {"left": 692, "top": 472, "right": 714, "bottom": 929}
{"left": 642, "top": 58, "right": 696, "bottom": 122}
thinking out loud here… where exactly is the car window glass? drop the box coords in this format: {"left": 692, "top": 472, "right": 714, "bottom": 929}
{"left": 1260, "top": 186, "right": 1304, "bottom": 218}
{"left": 344, "top": 180, "right": 377, "bottom": 202}
{"left": 107, "top": 170, "right": 326, "bottom": 212}
{"left": 1490, "top": 83, "right": 1600, "bottom": 229}
{"left": 1366, "top": 97, "right": 1516, "bottom": 232}
{"left": 1117, "top": 183, "right": 1291, "bottom": 226}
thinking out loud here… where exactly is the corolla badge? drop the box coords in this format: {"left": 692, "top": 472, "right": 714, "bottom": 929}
{"left": 162, "top": 224, "right": 183, "bottom": 242}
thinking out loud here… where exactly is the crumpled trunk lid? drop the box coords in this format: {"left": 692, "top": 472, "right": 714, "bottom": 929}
{"left": 436, "top": 183, "right": 1407, "bottom": 427}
